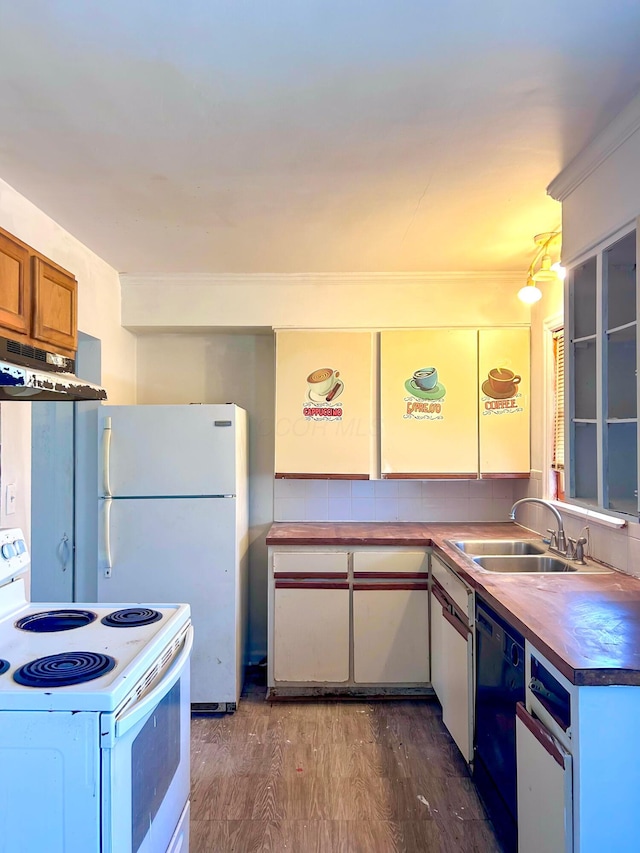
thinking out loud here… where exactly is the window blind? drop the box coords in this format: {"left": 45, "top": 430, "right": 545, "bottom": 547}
{"left": 552, "top": 329, "right": 565, "bottom": 470}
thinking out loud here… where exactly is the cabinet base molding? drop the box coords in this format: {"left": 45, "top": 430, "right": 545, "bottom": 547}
{"left": 383, "top": 473, "right": 478, "bottom": 479}
{"left": 481, "top": 472, "right": 530, "bottom": 479}
{"left": 267, "top": 685, "right": 435, "bottom": 700}
{"left": 275, "top": 472, "right": 370, "bottom": 479}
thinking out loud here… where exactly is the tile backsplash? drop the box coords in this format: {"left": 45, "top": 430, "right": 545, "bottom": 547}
{"left": 274, "top": 478, "right": 518, "bottom": 523}
{"left": 274, "top": 476, "right": 640, "bottom": 578}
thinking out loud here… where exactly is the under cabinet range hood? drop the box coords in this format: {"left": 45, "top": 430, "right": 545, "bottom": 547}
{"left": 0, "top": 337, "right": 107, "bottom": 402}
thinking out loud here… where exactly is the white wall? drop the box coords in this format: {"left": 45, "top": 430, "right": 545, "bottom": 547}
{"left": 0, "top": 404, "right": 31, "bottom": 549}
{"left": 559, "top": 127, "right": 640, "bottom": 264}
{"left": 0, "top": 177, "right": 137, "bottom": 569}
{"left": 548, "top": 92, "right": 640, "bottom": 264}
{"left": 122, "top": 272, "right": 529, "bottom": 331}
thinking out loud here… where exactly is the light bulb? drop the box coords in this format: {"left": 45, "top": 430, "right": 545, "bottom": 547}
{"left": 518, "top": 283, "right": 542, "bottom": 304}
{"left": 551, "top": 261, "right": 566, "bottom": 280}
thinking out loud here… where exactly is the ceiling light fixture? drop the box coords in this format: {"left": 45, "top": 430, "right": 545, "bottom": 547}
{"left": 518, "top": 230, "right": 562, "bottom": 304}
{"left": 517, "top": 277, "right": 542, "bottom": 304}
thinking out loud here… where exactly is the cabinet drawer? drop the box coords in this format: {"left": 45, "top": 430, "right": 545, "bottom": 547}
{"left": 526, "top": 644, "right": 574, "bottom": 750}
{"left": 273, "top": 551, "right": 348, "bottom": 577}
{"left": 431, "top": 554, "right": 471, "bottom": 616}
{"left": 353, "top": 550, "right": 427, "bottom": 576}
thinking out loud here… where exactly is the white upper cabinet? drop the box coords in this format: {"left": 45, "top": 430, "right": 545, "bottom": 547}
{"left": 380, "top": 328, "right": 479, "bottom": 477}
{"left": 275, "top": 327, "right": 530, "bottom": 479}
{"left": 275, "top": 330, "right": 374, "bottom": 478}
{"left": 478, "top": 327, "right": 530, "bottom": 476}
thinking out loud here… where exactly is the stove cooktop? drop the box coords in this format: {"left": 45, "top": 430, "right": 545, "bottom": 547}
{"left": 0, "top": 579, "right": 191, "bottom": 712}
{"left": 101, "top": 607, "right": 163, "bottom": 627}
{"left": 13, "top": 651, "right": 117, "bottom": 687}
{"left": 16, "top": 609, "right": 98, "bottom": 632}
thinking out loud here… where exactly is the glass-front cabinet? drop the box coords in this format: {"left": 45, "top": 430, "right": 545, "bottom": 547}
{"left": 567, "top": 226, "right": 638, "bottom": 515}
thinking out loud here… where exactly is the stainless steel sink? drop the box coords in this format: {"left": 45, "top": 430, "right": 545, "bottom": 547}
{"left": 447, "top": 539, "right": 613, "bottom": 574}
{"left": 452, "top": 539, "right": 546, "bottom": 556}
{"left": 472, "top": 555, "right": 576, "bottom": 573}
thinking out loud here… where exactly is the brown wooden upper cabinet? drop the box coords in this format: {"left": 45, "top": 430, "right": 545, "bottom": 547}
{"left": 0, "top": 226, "right": 78, "bottom": 356}
{"left": 32, "top": 257, "right": 77, "bottom": 353}
{"left": 0, "top": 229, "right": 31, "bottom": 337}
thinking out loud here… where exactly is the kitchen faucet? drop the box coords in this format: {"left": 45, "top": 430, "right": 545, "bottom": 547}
{"left": 509, "top": 498, "right": 567, "bottom": 556}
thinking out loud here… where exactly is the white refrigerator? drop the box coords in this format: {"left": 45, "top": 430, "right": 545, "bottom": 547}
{"left": 97, "top": 403, "right": 248, "bottom": 711}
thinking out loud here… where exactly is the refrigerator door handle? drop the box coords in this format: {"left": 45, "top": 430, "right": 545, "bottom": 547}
{"left": 103, "top": 497, "right": 113, "bottom": 578}
{"left": 56, "top": 533, "right": 70, "bottom": 572}
{"left": 103, "top": 416, "right": 113, "bottom": 498}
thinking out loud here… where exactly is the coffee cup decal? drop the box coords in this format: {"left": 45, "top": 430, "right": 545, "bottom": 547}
{"left": 305, "top": 367, "right": 344, "bottom": 405}
{"left": 307, "top": 367, "right": 338, "bottom": 396}
{"left": 482, "top": 367, "right": 521, "bottom": 400}
{"left": 413, "top": 366, "right": 438, "bottom": 391}
{"left": 404, "top": 365, "right": 446, "bottom": 412}
{"left": 406, "top": 365, "right": 445, "bottom": 397}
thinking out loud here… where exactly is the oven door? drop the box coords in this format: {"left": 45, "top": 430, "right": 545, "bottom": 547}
{"left": 102, "top": 625, "right": 193, "bottom": 853}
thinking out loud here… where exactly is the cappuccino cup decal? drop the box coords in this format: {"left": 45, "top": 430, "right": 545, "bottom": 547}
{"left": 304, "top": 366, "right": 344, "bottom": 420}
{"left": 481, "top": 364, "right": 524, "bottom": 415}
{"left": 404, "top": 365, "right": 446, "bottom": 419}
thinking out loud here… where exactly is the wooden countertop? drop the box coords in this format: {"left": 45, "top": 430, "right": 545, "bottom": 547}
{"left": 267, "top": 521, "right": 640, "bottom": 687}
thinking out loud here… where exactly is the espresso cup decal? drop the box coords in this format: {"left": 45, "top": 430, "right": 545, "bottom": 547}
{"left": 487, "top": 367, "right": 521, "bottom": 396}
{"left": 413, "top": 367, "right": 438, "bottom": 391}
{"left": 307, "top": 367, "right": 339, "bottom": 396}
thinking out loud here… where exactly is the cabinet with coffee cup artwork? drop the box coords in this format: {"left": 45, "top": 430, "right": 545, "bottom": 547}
{"left": 380, "top": 327, "right": 530, "bottom": 477}
{"left": 381, "top": 328, "right": 480, "bottom": 477}
{"left": 275, "top": 327, "right": 530, "bottom": 479}
{"left": 274, "top": 330, "right": 374, "bottom": 478}
{"left": 478, "top": 327, "right": 530, "bottom": 476}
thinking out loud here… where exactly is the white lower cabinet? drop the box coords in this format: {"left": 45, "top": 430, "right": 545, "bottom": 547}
{"left": 430, "top": 587, "right": 445, "bottom": 700}
{"left": 273, "top": 586, "right": 350, "bottom": 682}
{"left": 430, "top": 555, "right": 474, "bottom": 762}
{"left": 430, "top": 585, "right": 473, "bottom": 761}
{"left": 268, "top": 547, "right": 431, "bottom": 692}
{"left": 516, "top": 702, "right": 572, "bottom": 853}
{"left": 353, "top": 587, "right": 430, "bottom": 683}
{"left": 441, "top": 610, "right": 472, "bottom": 761}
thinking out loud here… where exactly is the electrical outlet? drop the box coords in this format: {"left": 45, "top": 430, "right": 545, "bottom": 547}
{"left": 5, "top": 484, "right": 16, "bottom": 515}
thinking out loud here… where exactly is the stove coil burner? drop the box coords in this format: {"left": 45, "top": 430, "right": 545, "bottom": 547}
{"left": 16, "top": 610, "right": 97, "bottom": 633}
{"left": 13, "top": 652, "right": 116, "bottom": 687}
{"left": 101, "top": 607, "right": 162, "bottom": 627}
{"left": 0, "top": 660, "right": 9, "bottom": 676}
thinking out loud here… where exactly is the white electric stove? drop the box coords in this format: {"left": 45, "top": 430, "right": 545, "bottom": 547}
{"left": 0, "top": 528, "right": 193, "bottom": 853}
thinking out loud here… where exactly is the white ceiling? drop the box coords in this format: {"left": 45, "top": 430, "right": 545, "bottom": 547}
{"left": 0, "top": 1, "right": 639, "bottom": 275}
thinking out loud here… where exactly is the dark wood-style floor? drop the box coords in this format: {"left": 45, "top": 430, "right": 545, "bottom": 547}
{"left": 191, "top": 673, "right": 503, "bottom": 852}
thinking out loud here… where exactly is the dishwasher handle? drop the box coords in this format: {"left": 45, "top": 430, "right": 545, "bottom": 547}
{"left": 476, "top": 610, "right": 494, "bottom": 636}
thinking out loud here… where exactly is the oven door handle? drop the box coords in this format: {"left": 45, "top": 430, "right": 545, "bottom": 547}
{"left": 114, "top": 625, "right": 194, "bottom": 740}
